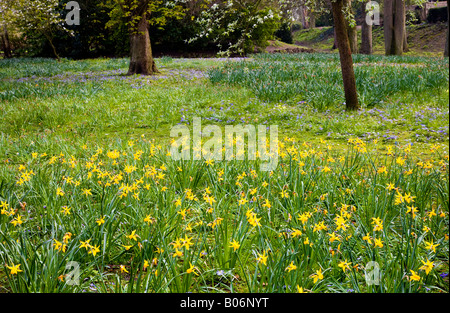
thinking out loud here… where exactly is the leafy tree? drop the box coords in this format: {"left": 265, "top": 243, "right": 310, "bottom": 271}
{"left": 275, "top": 21, "right": 293, "bottom": 43}
{"left": 54, "top": 0, "right": 128, "bottom": 59}
{"left": 189, "top": 0, "right": 281, "bottom": 56}
{"left": 0, "top": 0, "right": 15, "bottom": 58}
{"left": 114, "top": 0, "right": 185, "bottom": 75}
{"left": 13, "top": 0, "right": 72, "bottom": 60}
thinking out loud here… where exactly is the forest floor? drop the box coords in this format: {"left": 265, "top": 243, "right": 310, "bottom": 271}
{"left": 285, "top": 22, "right": 448, "bottom": 57}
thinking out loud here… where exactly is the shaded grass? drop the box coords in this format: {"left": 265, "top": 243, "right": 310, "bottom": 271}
{"left": 0, "top": 55, "right": 448, "bottom": 163}
{"left": 208, "top": 53, "right": 448, "bottom": 109}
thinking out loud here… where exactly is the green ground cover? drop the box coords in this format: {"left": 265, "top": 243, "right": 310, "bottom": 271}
{"left": 0, "top": 54, "right": 448, "bottom": 293}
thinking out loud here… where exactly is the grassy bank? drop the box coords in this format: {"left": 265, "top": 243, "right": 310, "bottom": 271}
{"left": 292, "top": 23, "right": 448, "bottom": 58}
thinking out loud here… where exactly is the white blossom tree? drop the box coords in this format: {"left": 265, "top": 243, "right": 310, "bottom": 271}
{"left": 189, "top": 0, "right": 281, "bottom": 56}
{"left": 10, "top": 0, "right": 72, "bottom": 60}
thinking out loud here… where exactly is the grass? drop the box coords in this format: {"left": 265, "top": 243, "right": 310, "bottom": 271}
{"left": 0, "top": 54, "right": 448, "bottom": 293}
{"left": 292, "top": 23, "right": 448, "bottom": 58}
{"left": 208, "top": 53, "right": 448, "bottom": 107}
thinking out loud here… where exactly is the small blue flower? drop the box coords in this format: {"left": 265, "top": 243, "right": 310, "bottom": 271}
{"left": 216, "top": 270, "right": 224, "bottom": 276}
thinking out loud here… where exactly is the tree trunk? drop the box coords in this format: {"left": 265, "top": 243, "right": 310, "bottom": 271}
{"left": 384, "top": 0, "right": 405, "bottom": 55}
{"left": 43, "top": 32, "right": 60, "bottom": 61}
{"left": 396, "top": 0, "right": 406, "bottom": 53}
{"left": 403, "top": 28, "right": 408, "bottom": 52}
{"left": 347, "top": 23, "right": 358, "bottom": 54}
{"left": 360, "top": 1, "right": 373, "bottom": 54}
{"left": 309, "top": 11, "right": 316, "bottom": 29}
{"left": 299, "top": 6, "right": 307, "bottom": 29}
{"left": 345, "top": 0, "right": 358, "bottom": 54}
{"left": 302, "top": 6, "right": 309, "bottom": 29}
{"left": 332, "top": 27, "right": 338, "bottom": 50}
{"left": 445, "top": 0, "right": 449, "bottom": 57}
{"left": 419, "top": 5, "right": 427, "bottom": 23}
{"left": 1, "top": 25, "right": 12, "bottom": 58}
{"left": 331, "top": 0, "right": 360, "bottom": 111}
{"left": 127, "top": 12, "right": 158, "bottom": 75}
{"left": 384, "top": 0, "right": 394, "bottom": 54}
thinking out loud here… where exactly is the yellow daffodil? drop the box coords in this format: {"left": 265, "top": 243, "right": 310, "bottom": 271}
{"left": 229, "top": 240, "right": 240, "bottom": 252}
{"left": 409, "top": 270, "right": 420, "bottom": 282}
{"left": 96, "top": 216, "right": 105, "bottom": 226}
{"left": 424, "top": 240, "right": 439, "bottom": 253}
{"left": 186, "top": 263, "right": 199, "bottom": 275}
{"left": 310, "top": 268, "right": 324, "bottom": 283}
{"left": 10, "top": 214, "right": 24, "bottom": 227}
{"left": 374, "top": 238, "right": 383, "bottom": 248}
{"left": 127, "top": 230, "right": 139, "bottom": 241}
{"left": 338, "top": 259, "right": 351, "bottom": 273}
{"left": 79, "top": 239, "right": 92, "bottom": 250}
{"left": 286, "top": 261, "right": 297, "bottom": 272}
{"left": 256, "top": 250, "right": 268, "bottom": 266}
{"left": 88, "top": 245, "right": 100, "bottom": 256}
{"left": 419, "top": 259, "right": 434, "bottom": 275}
{"left": 6, "top": 263, "right": 22, "bottom": 275}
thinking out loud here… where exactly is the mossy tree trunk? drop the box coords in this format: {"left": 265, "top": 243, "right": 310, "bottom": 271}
{"left": 1, "top": 25, "right": 12, "bottom": 58}
{"left": 345, "top": 0, "right": 358, "bottom": 54}
{"left": 360, "top": 1, "right": 373, "bottom": 54}
{"left": 127, "top": 11, "right": 158, "bottom": 75}
{"left": 118, "top": 0, "right": 158, "bottom": 75}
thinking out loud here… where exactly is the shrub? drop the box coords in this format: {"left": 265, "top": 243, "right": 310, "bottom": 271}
{"left": 275, "top": 21, "right": 293, "bottom": 44}
{"left": 427, "top": 7, "right": 448, "bottom": 24}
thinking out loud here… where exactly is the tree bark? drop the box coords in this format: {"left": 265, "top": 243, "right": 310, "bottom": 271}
{"left": 445, "top": 0, "right": 449, "bottom": 57}
{"left": 43, "top": 32, "right": 60, "bottom": 61}
{"left": 347, "top": 23, "right": 358, "bottom": 54}
{"left": 403, "top": 28, "right": 408, "bottom": 52}
{"left": 1, "top": 25, "right": 12, "bottom": 58}
{"left": 396, "top": 0, "right": 406, "bottom": 53}
{"left": 332, "top": 27, "right": 338, "bottom": 50}
{"left": 331, "top": 0, "right": 360, "bottom": 111}
{"left": 299, "top": 6, "right": 307, "bottom": 29}
{"left": 360, "top": 1, "right": 373, "bottom": 54}
{"left": 344, "top": 0, "right": 358, "bottom": 54}
{"left": 384, "top": 0, "right": 406, "bottom": 55}
{"left": 309, "top": 11, "right": 316, "bottom": 29}
{"left": 384, "top": 0, "right": 394, "bottom": 54}
{"left": 127, "top": 12, "right": 158, "bottom": 75}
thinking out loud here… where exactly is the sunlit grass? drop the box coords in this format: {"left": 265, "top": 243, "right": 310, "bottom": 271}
{"left": 0, "top": 134, "right": 448, "bottom": 293}
{"left": 0, "top": 55, "right": 448, "bottom": 293}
